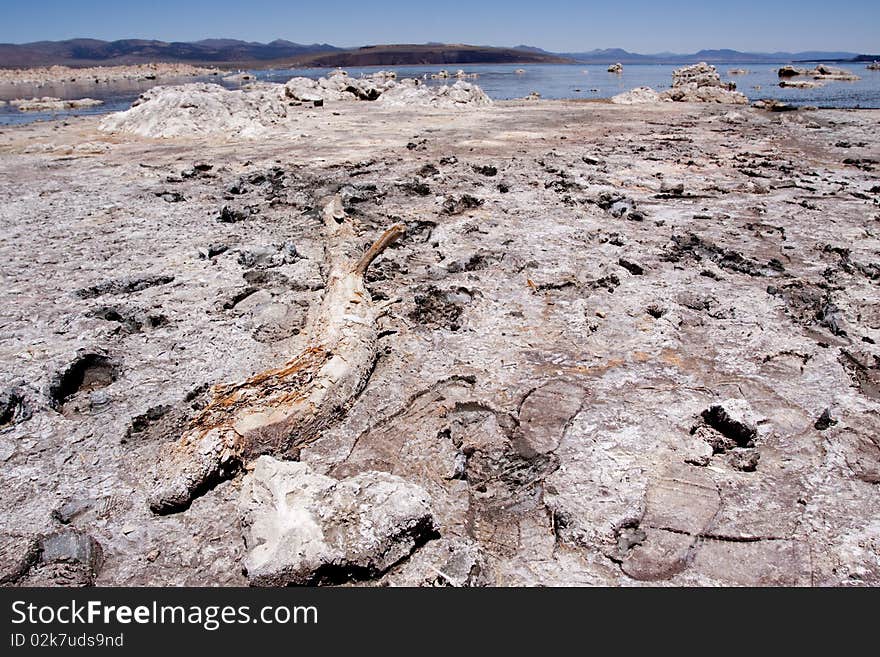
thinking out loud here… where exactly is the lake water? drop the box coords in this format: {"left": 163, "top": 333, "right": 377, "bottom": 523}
{"left": 2, "top": 62, "right": 879, "bottom": 127}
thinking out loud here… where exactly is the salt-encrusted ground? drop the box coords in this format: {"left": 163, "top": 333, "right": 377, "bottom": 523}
{"left": 1, "top": 98, "right": 878, "bottom": 586}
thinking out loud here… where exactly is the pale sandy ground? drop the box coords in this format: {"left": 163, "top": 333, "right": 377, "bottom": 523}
{"left": 1, "top": 99, "right": 879, "bottom": 586}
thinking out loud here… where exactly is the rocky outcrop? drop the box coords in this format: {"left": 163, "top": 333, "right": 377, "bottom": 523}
{"left": 283, "top": 72, "right": 395, "bottom": 102}
{"left": 611, "top": 87, "right": 661, "bottom": 105}
{"left": 779, "top": 79, "right": 824, "bottom": 89}
{"left": 282, "top": 72, "right": 490, "bottom": 108}
{"left": 98, "top": 83, "right": 289, "bottom": 139}
{"left": 608, "top": 63, "right": 623, "bottom": 74}
{"left": 0, "top": 63, "right": 220, "bottom": 86}
{"left": 810, "top": 64, "right": 860, "bottom": 81}
{"left": 377, "top": 80, "right": 492, "bottom": 108}
{"left": 661, "top": 62, "right": 748, "bottom": 104}
{"left": 222, "top": 72, "right": 254, "bottom": 83}
{"left": 778, "top": 66, "right": 807, "bottom": 78}
{"left": 10, "top": 97, "right": 103, "bottom": 112}
{"left": 779, "top": 64, "right": 860, "bottom": 81}
{"left": 239, "top": 456, "right": 437, "bottom": 585}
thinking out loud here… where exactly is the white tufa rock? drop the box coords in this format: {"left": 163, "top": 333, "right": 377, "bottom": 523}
{"left": 11, "top": 97, "right": 104, "bottom": 111}
{"left": 611, "top": 87, "right": 662, "bottom": 105}
{"left": 377, "top": 80, "right": 492, "bottom": 108}
{"left": 239, "top": 456, "right": 437, "bottom": 586}
{"left": 98, "top": 83, "right": 289, "bottom": 139}
{"left": 660, "top": 62, "right": 748, "bottom": 104}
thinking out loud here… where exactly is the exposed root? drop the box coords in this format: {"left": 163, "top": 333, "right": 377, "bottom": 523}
{"left": 148, "top": 195, "right": 405, "bottom": 514}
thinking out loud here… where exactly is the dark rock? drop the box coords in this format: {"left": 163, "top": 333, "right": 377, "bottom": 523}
{"left": 401, "top": 180, "right": 431, "bottom": 196}
{"left": 23, "top": 530, "right": 105, "bottom": 587}
{"left": 778, "top": 66, "right": 804, "bottom": 78}
{"left": 729, "top": 450, "right": 760, "bottom": 472}
{"left": 700, "top": 399, "right": 760, "bottom": 448}
{"left": 646, "top": 304, "right": 666, "bottom": 318}
{"left": 843, "top": 158, "right": 878, "bottom": 171}
{"left": 197, "top": 243, "right": 229, "bottom": 259}
{"left": 447, "top": 252, "right": 497, "bottom": 273}
{"left": 814, "top": 408, "right": 837, "bottom": 431}
{"left": 590, "top": 273, "right": 620, "bottom": 293}
{"left": 405, "top": 220, "right": 436, "bottom": 244}
{"left": 216, "top": 205, "right": 253, "bottom": 223}
{"left": 0, "top": 386, "right": 34, "bottom": 429}
{"left": 693, "top": 424, "right": 738, "bottom": 454}
{"left": 618, "top": 258, "right": 645, "bottom": 276}
{"left": 418, "top": 164, "right": 439, "bottom": 177}
{"left": 155, "top": 191, "right": 185, "bottom": 203}
{"left": 473, "top": 165, "right": 498, "bottom": 176}
{"left": 409, "top": 286, "right": 470, "bottom": 331}
{"left": 664, "top": 233, "right": 769, "bottom": 277}
{"left": 769, "top": 281, "right": 845, "bottom": 336}
{"left": 660, "top": 182, "right": 685, "bottom": 196}
{"left": 75, "top": 274, "right": 174, "bottom": 299}
{"left": 442, "top": 194, "right": 483, "bottom": 215}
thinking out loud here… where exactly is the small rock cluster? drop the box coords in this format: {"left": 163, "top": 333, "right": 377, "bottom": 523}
{"left": 661, "top": 62, "right": 748, "bottom": 104}
{"left": 9, "top": 97, "right": 104, "bottom": 112}
{"left": 612, "top": 63, "right": 747, "bottom": 105}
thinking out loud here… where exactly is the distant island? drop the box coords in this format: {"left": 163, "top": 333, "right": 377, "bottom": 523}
{"left": 0, "top": 38, "right": 876, "bottom": 69}
{"left": 290, "top": 44, "right": 571, "bottom": 67}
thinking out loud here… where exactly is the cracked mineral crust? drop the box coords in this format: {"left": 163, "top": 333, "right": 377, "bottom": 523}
{"left": 1, "top": 91, "right": 879, "bottom": 586}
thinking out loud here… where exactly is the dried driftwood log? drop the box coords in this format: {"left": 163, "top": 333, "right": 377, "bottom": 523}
{"left": 148, "top": 195, "right": 405, "bottom": 513}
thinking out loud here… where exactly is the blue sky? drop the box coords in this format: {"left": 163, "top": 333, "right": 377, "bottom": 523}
{"left": 2, "top": 0, "right": 878, "bottom": 53}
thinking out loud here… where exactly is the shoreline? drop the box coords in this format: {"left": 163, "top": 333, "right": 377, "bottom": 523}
{"left": 2, "top": 60, "right": 879, "bottom": 125}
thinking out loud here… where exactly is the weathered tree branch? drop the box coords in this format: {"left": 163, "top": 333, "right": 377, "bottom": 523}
{"left": 148, "top": 195, "right": 405, "bottom": 514}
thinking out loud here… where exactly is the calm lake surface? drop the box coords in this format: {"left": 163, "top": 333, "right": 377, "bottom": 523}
{"left": 2, "top": 62, "right": 879, "bottom": 126}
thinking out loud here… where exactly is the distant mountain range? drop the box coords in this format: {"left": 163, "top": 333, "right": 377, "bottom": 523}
{"left": 0, "top": 38, "right": 875, "bottom": 69}
{"left": 0, "top": 39, "right": 342, "bottom": 67}
{"left": 514, "top": 45, "right": 875, "bottom": 64}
